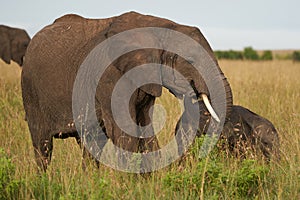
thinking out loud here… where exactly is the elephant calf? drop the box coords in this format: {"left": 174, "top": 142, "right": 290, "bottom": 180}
{"left": 219, "top": 105, "right": 280, "bottom": 160}
{"left": 176, "top": 102, "right": 280, "bottom": 161}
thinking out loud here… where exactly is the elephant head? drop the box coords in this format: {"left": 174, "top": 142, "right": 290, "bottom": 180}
{"left": 0, "top": 25, "right": 31, "bottom": 66}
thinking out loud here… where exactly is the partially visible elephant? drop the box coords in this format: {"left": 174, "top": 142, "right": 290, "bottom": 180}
{"left": 176, "top": 100, "right": 279, "bottom": 160}
{"left": 0, "top": 25, "right": 30, "bottom": 66}
{"left": 220, "top": 105, "right": 279, "bottom": 160}
{"left": 22, "top": 12, "right": 232, "bottom": 171}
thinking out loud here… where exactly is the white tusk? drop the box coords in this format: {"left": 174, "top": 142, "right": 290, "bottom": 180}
{"left": 201, "top": 94, "right": 220, "bottom": 123}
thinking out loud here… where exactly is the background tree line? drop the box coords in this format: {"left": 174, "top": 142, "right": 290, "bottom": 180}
{"left": 214, "top": 47, "right": 300, "bottom": 61}
{"left": 292, "top": 51, "right": 300, "bottom": 62}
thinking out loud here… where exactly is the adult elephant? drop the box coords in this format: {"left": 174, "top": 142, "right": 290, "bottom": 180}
{"left": 22, "top": 12, "right": 232, "bottom": 172}
{"left": 176, "top": 100, "right": 279, "bottom": 160}
{"left": 0, "top": 25, "right": 30, "bottom": 66}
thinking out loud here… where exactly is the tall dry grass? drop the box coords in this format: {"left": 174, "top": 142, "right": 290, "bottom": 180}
{"left": 0, "top": 59, "right": 299, "bottom": 199}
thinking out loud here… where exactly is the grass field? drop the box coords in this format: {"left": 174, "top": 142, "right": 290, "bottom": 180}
{"left": 0, "top": 59, "right": 299, "bottom": 199}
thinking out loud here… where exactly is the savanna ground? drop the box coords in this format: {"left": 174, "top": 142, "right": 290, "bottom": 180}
{"left": 0, "top": 59, "right": 299, "bottom": 199}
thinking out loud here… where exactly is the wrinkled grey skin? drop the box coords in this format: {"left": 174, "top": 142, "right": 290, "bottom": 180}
{"left": 176, "top": 100, "right": 280, "bottom": 160}
{"left": 0, "top": 25, "right": 30, "bottom": 66}
{"left": 22, "top": 12, "right": 232, "bottom": 171}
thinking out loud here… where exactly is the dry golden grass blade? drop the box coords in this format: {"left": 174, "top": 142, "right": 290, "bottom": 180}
{"left": 0, "top": 60, "right": 22, "bottom": 83}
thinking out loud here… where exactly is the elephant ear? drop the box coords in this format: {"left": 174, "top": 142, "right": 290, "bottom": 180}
{"left": 0, "top": 35, "right": 11, "bottom": 64}
{"left": 105, "top": 34, "right": 163, "bottom": 97}
{"left": 104, "top": 18, "right": 163, "bottom": 97}
{"left": 112, "top": 49, "right": 163, "bottom": 97}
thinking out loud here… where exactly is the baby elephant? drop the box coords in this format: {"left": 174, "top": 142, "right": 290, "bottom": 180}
{"left": 220, "top": 105, "right": 280, "bottom": 160}
{"left": 176, "top": 101, "right": 280, "bottom": 161}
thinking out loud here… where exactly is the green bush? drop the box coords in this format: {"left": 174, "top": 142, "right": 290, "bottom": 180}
{"left": 243, "top": 47, "right": 259, "bottom": 60}
{"left": 215, "top": 47, "right": 267, "bottom": 61}
{"left": 0, "top": 148, "right": 23, "bottom": 200}
{"left": 29, "top": 173, "right": 63, "bottom": 200}
{"left": 29, "top": 171, "right": 111, "bottom": 200}
{"left": 163, "top": 155, "right": 270, "bottom": 199}
{"left": 215, "top": 50, "right": 243, "bottom": 60}
{"left": 261, "top": 50, "right": 273, "bottom": 60}
{"left": 292, "top": 51, "right": 300, "bottom": 62}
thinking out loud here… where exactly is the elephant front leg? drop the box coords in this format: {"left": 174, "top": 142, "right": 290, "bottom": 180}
{"left": 75, "top": 135, "right": 100, "bottom": 170}
{"left": 136, "top": 95, "right": 162, "bottom": 173}
{"left": 136, "top": 94, "right": 160, "bottom": 153}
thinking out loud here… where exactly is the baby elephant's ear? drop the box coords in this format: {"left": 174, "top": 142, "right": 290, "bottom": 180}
{"left": 0, "top": 37, "right": 11, "bottom": 64}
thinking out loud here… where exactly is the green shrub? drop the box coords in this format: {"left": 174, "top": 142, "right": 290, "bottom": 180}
{"left": 163, "top": 155, "right": 270, "bottom": 199}
{"left": 261, "top": 50, "right": 273, "bottom": 60}
{"left": 292, "top": 51, "right": 300, "bottom": 62}
{"left": 0, "top": 148, "right": 23, "bottom": 200}
{"left": 30, "top": 173, "right": 63, "bottom": 200}
{"left": 215, "top": 50, "right": 243, "bottom": 60}
{"left": 243, "top": 47, "right": 259, "bottom": 60}
{"left": 234, "top": 160, "right": 269, "bottom": 197}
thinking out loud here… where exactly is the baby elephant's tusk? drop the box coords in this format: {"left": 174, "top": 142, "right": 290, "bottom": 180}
{"left": 201, "top": 94, "right": 220, "bottom": 123}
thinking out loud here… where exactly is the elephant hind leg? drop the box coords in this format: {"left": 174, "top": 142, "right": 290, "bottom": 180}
{"left": 31, "top": 135, "right": 53, "bottom": 172}
{"left": 22, "top": 78, "right": 53, "bottom": 171}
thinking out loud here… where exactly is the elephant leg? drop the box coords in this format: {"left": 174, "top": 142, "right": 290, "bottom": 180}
{"left": 81, "top": 146, "right": 100, "bottom": 170}
{"left": 31, "top": 131, "right": 53, "bottom": 172}
{"left": 136, "top": 94, "right": 160, "bottom": 152}
{"left": 175, "top": 116, "right": 196, "bottom": 156}
{"left": 22, "top": 78, "right": 54, "bottom": 171}
{"left": 75, "top": 134, "right": 100, "bottom": 170}
{"left": 27, "top": 111, "right": 53, "bottom": 171}
{"left": 135, "top": 94, "right": 161, "bottom": 173}
{"left": 175, "top": 102, "right": 201, "bottom": 156}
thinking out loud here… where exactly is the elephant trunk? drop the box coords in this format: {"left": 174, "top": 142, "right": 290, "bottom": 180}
{"left": 162, "top": 52, "right": 233, "bottom": 123}
{"left": 220, "top": 71, "right": 233, "bottom": 121}
{"left": 199, "top": 71, "right": 233, "bottom": 123}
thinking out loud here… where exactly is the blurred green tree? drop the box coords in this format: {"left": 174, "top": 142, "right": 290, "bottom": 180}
{"left": 260, "top": 50, "right": 273, "bottom": 60}
{"left": 243, "top": 47, "right": 259, "bottom": 60}
{"left": 292, "top": 51, "right": 300, "bottom": 62}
